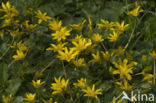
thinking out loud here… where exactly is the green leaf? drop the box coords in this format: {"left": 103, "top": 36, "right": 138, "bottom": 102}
{"left": 0, "top": 63, "right": 9, "bottom": 84}
{"left": 6, "top": 78, "right": 21, "bottom": 95}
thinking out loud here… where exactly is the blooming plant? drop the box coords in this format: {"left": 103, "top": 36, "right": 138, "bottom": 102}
{"left": 0, "top": 0, "right": 156, "bottom": 103}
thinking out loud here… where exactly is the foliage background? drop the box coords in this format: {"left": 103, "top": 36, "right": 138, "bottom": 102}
{"left": 0, "top": 0, "right": 156, "bottom": 103}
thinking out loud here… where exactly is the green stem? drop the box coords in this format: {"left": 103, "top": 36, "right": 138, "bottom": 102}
{"left": 40, "top": 59, "right": 56, "bottom": 73}
{"left": 154, "top": 60, "right": 155, "bottom": 85}
{"left": 62, "top": 61, "right": 73, "bottom": 101}
{"left": 124, "top": 18, "right": 136, "bottom": 50}
{"left": 0, "top": 37, "right": 15, "bottom": 60}
{"left": 101, "top": 42, "right": 107, "bottom": 51}
{"left": 8, "top": 60, "right": 16, "bottom": 69}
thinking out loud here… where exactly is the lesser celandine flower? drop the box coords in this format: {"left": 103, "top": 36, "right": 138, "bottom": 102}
{"left": 70, "top": 19, "right": 86, "bottom": 31}
{"left": 72, "top": 35, "right": 82, "bottom": 42}
{"left": 114, "top": 21, "right": 129, "bottom": 33}
{"left": 12, "top": 50, "right": 26, "bottom": 61}
{"left": 97, "top": 19, "right": 115, "bottom": 30}
{"left": 101, "top": 51, "right": 112, "bottom": 61}
{"left": 73, "top": 58, "right": 86, "bottom": 67}
{"left": 127, "top": 6, "right": 144, "bottom": 16}
{"left": 32, "top": 79, "right": 45, "bottom": 88}
{"left": 57, "top": 47, "right": 79, "bottom": 62}
{"left": 107, "top": 30, "right": 119, "bottom": 42}
{"left": 73, "top": 78, "right": 87, "bottom": 89}
{"left": 82, "top": 84, "right": 102, "bottom": 99}
{"left": 0, "top": 1, "right": 19, "bottom": 17}
{"left": 42, "top": 98, "right": 58, "bottom": 103}
{"left": 113, "top": 58, "right": 136, "bottom": 80}
{"left": 149, "top": 51, "right": 156, "bottom": 59}
{"left": 116, "top": 79, "right": 132, "bottom": 91}
{"left": 35, "top": 71, "right": 43, "bottom": 78}
{"left": 46, "top": 42, "right": 67, "bottom": 52}
{"left": 89, "top": 51, "right": 101, "bottom": 63}
{"left": 113, "top": 46, "right": 125, "bottom": 56}
{"left": 23, "top": 20, "right": 37, "bottom": 31}
{"left": 142, "top": 74, "right": 155, "bottom": 84}
{"left": 35, "top": 10, "right": 51, "bottom": 24}
{"left": 92, "top": 33, "right": 104, "bottom": 43}
{"left": 23, "top": 93, "right": 36, "bottom": 103}
{"left": 25, "top": 8, "right": 33, "bottom": 15}
{"left": 51, "top": 26, "right": 71, "bottom": 42}
{"left": 51, "top": 76, "right": 69, "bottom": 94}
{"left": 142, "top": 66, "right": 155, "bottom": 84}
{"left": 17, "top": 41, "right": 29, "bottom": 51}
{"left": 2, "top": 94, "right": 13, "bottom": 103}
{"left": 49, "top": 18, "right": 62, "bottom": 31}
{"left": 72, "top": 38, "right": 92, "bottom": 52}
{"left": 8, "top": 29, "right": 23, "bottom": 37}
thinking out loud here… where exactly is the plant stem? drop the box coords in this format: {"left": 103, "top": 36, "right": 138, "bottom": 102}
{"left": 124, "top": 18, "right": 136, "bottom": 50}
{"left": 40, "top": 59, "right": 56, "bottom": 73}
{"left": 62, "top": 61, "right": 73, "bottom": 101}
{"left": 101, "top": 42, "right": 107, "bottom": 51}
{"left": 0, "top": 37, "right": 15, "bottom": 60}
{"left": 8, "top": 60, "right": 16, "bottom": 69}
{"left": 154, "top": 60, "right": 155, "bottom": 85}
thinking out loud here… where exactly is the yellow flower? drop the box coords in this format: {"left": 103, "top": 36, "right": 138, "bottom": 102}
{"left": 72, "top": 38, "right": 92, "bottom": 52}
{"left": 0, "top": 2, "right": 19, "bottom": 17}
{"left": 92, "top": 33, "right": 104, "bottom": 43}
{"left": 12, "top": 50, "right": 26, "bottom": 61}
{"left": 17, "top": 41, "right": 29, "bottom": 51}
{"left": 82, "top": 84, "right": 102, "bottom": 99}
{"left": 0, "top": 2, "right": 12, "bottom": 12}
{"left": 142, "top": 66, "right": 152, "bottom": 75}
{"left": 101, "top": 51, "right": 112, "bottom": 61}
{"left": 89, "top": 51, "right": 101, "bottom": 63}
{"left": 73, "top": 58, "right": 86, "bottom": 67}
{"left": 113, "top": 46, "right": 125, "bottom": 56}
{"left": 116, "top": 79, "right": 132, "bottom": 91}
{"left": 23, "top": 93, "right": 36, "bottom": 103}
{"left": 97, "top": 19, "right": 115, "bottom": 30}
{"left": 8, "top": 29, "right": 23, "bottom": 37}
{"left": 51, "top": 76, "right": 69, "bottom": 94}
{"left": 9, "top": 42, "right": 17, "bottom": 48}
{"left": 113, "top": 58, "right": 136, "bottom": 80}
{"left": 149, "top": 51, "right": 156, "bottom": 59}
{"left": 51, "top": 27, "right": 71, "bottom": 42}
{"left": 25, "top": 8, "right": 33, "bottom": 15}
{"left": 107, "top": 30, "right": 119, "bottom": 42}
{"left": 71, "top": 35, "right": 82, "bottom": 43}
{"left": 46, "top": 42, "right": 67, "bottom": 52}
{"left": 88, "top": 17, "right": 93, "bottom": 33}
{"left": 142, "top": 74, "right": 155, "bottom": 84}
{"left": 142, "top": 55, "right": 147, "bottom": 62}
{"left": 127, "top": 6, "right": 144, "bottom": 16}
{"left": 23, "top": 20, "right": 37, "bottom": 31}
{"left": 42, "top": 98, "right": 58, "bottom": 103}
{"left": 73, "top": 78, "right": 87, "bottom": 89}
{"left": 1, "top": 19, "right": 12, "bottom": 27}
{"left": 142, "top": 66, "right": 155, "bottom": 83}
{"left": 57, "top": 47, "right": 79, "bottom": 62}
{"left": 35, "top": 10, "right": 51, "bottom": 24}
{"left": 32, "top": 80, "right": 45, "bottom": 88}
{"left": 70, "top": 19, "right": 86, "bottom": 31}
{"left": 85, "top": 44, "right": 96, "bottom": 54}
{"left": 2, "top": 94, "right": 13, "bottom": 103}
{"left": 115, "top": 21, "right": 129, "bottom": 33}
{"left": 35, "top": 71, "right": 43, "bottom": 78}
{"left": 49, "top": 18, "right": 62, "bottom": 31}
